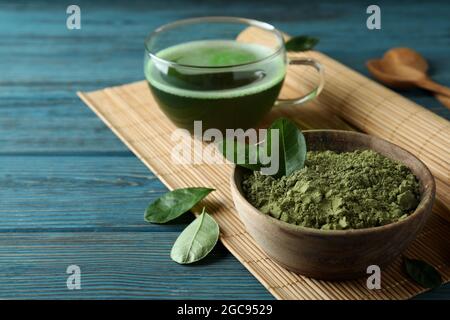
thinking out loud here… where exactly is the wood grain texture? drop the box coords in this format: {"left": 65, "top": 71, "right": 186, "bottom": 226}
{"left": 0, "top": 0, "right": 449, "bottom": 299}
{"left": 0, "top": 156, "right": 272, "bottom": 299}
{"left": 0, "top": 232, "right": 273, "bottom": 299}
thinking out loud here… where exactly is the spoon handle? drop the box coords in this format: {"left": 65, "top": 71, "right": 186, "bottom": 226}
{"left": 417, "top": 78, "right": 450, "bottom": 97}
{"left": 435, "top": 94, "right": 450, "bottom": 111}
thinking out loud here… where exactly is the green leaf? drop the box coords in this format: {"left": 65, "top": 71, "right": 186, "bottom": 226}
{"left": 170, "top": 208, "right": 219, "bottom": 264}
{"left": 404, "top": 257, "right": 442, "bottom": 289}
{"left": 285, "top": 35, "right": 319, "bottom": 52}
{"left": 268, "top": 118, "right": 307, "bottom": 177}
{"left": 144, "top": 187, "right": 214, "bottom": 223}
{"left": 217, "top": 118, "right": 307, "bottom": 177}
{"left": 217, "top": 138, "right": 262, "bottom": 171}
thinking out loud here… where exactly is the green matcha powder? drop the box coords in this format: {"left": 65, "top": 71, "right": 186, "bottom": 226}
{"left": 242, "top": 150, "right": 420, "bottom": 230}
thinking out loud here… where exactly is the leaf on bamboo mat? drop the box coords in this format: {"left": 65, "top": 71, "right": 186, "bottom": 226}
{"left": 285, "top": 35, "right": 319, "bottom": 52}
{"left": 268, "top": 118, "right": 307, "bottom": 177}
{"left": 404, "top": 257, "right": 442, "bottom": 289}
{"left": 170, "top": 209, "right": 219, "bottom": 264}
{"left": 217, "top": 139, "right": 262, "bottom": 171}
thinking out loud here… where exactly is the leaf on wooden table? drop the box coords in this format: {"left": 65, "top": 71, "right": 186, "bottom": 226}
{"left": 170, "top": 208, "right": 219, "bottom": 264}
{"left": 144, "top": 187, "right": 214, "bottom": 223}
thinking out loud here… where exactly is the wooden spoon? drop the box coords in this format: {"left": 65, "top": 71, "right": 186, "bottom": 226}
{"left": 435, "top": 94, "right": 450, "bottom": 110}
{"left": 367, "top": 47, "right": 450, "bottom": 109}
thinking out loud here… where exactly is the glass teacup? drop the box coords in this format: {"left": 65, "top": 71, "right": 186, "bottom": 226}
{"left": 144, "top": 17, "right": 324, "bottom": 133}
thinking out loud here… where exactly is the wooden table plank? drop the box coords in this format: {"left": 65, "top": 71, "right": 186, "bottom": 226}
{"left": 0, "top": 155, "right": 166, "bottom": 231}
{"left": 0, "top": 232, "right": 272, "bottom": 299}
{"left": 0, "top": 0, "right": 449, "bottom": 299}
{"left": 0, "top": 104, "right": 127, "bottom": 154}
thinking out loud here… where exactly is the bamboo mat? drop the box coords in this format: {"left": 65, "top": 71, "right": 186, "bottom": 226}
{"left": 77, "top": 29, "right": 450, "bottom": 300}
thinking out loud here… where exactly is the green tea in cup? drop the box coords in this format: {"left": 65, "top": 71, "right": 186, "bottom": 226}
{"left": 144, "top": 17, "right": 324, "bottom": 133}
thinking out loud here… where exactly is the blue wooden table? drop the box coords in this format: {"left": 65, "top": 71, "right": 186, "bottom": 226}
{"left": 0, "top": 0, "right": 449, "bottom": 299}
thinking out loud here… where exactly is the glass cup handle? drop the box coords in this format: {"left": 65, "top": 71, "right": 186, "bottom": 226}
{"left": 274, "top": 58, "right": 325, "bottom": 107}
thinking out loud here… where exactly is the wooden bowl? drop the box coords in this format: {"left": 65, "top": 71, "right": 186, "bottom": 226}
{"left": 230, "top": 130, "right": 435, "bottom": 280}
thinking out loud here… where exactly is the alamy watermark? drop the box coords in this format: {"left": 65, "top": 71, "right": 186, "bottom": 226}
{"left": 171, "top": 121, "right": 280, "bottom": 175}
{"left": 64, "top": 6, "right": 380, "bottom": 34}
{"left": 366, "top": 265, "right": 381, "bottom": 289}
{"left": 366, "top": 5, "right": 381, "bottom": 30}
{"left": 66, "top": 264, "right": 81, "bottom": 290}
{"left": 66, "top": 5, "right": 81, "bottom": 30}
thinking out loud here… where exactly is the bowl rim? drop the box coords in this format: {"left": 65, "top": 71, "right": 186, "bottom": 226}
{"left": 231, "top": 129, "right": 436, "bottom": 237}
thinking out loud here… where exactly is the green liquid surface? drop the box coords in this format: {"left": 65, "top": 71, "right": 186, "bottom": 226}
{"left": 145, "top": 40, "right": 285, "bottom": 132}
